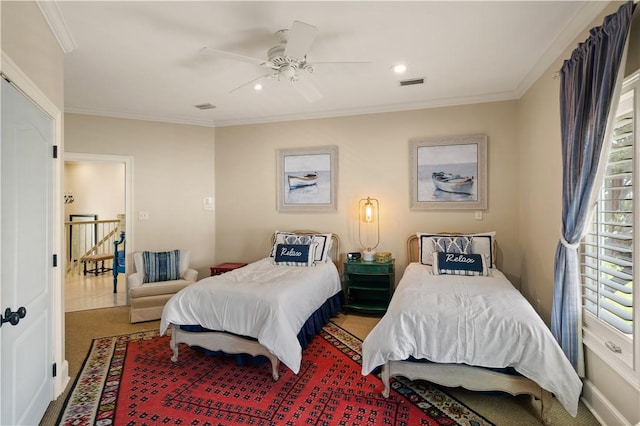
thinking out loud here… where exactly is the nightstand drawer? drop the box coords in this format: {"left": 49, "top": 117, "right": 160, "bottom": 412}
{"left": 344, "top": 261, "right": 394, "bottom": 275}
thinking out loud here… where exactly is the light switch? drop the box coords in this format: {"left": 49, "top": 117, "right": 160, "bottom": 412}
{"left": 203, "top": 197, "right": 214, "bottom": 211}
{"left": 474, "top": 210, "right": 483, "bottom": 220}
{"left": 138, "top": 211, "right": 149, "bottom": 220}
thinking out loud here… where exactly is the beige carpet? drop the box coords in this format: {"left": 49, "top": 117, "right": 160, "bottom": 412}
{"left": 41, "top": 308, "right": 599, "bottom": 425}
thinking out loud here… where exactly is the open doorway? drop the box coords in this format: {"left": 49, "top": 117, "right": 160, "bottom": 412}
{"left": 64, "top": 153, "right": 133, "bottom": 312}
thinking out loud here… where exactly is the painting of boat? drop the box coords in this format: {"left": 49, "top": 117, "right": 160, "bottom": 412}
{"left": 288, "top": 172, "right": 319, "bottom": 189}
{"left": 432, "top": 171, "right": 474, "bottom": 195}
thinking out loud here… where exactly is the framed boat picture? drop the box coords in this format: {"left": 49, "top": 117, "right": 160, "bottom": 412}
{"left": 409, "top": 135, "right": 487, "bottom": 210}
{"left": 277, "top": 145, "right": 338, "bottom": 212}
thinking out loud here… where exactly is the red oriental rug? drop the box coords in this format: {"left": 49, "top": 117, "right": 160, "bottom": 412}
{"left": 57, "top": 322, "right": 494, "bottom": 425}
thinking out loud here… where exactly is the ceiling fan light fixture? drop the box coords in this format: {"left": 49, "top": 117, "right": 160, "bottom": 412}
{"left": 281, "top": 64, "right": 297, "bottom": 80}
{"left": 254, "top": 83, "right": 263, "bottom": 91}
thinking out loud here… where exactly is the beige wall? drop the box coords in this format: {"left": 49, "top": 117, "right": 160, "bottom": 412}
{"left": 215, "top": 101, "right": 521, "bottom": 285}
{"left": 64, "top": 114, "right": 216, "bottom": 278}
{"left": 518, "top": 2, "right": 639, "bottom": 424}
{"left": 64, "top": 162, "right": 125, "bottom": 221}
{"left": 625, "top": 7, "right": 640, "bottom": 75}
{"left": 1, "top": 2, "right": 64, "bottom": 108}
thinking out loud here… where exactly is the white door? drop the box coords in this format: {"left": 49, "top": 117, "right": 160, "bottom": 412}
{"left": 0, "top": 78, "right": 54, "bottom": 425}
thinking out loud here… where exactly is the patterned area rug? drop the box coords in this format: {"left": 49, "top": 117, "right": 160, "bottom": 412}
{"left": 58, "top": 322, "right": 494, "bottom": 425}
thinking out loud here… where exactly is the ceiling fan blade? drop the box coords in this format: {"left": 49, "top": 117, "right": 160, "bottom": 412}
{"left": 290, "top": 75, "right": 323, "bottom": 103}
{"left": 309, "top": 61, "right": 373, "bottom": 72}
{"left": 283, "top": 21, "right": 318, "bottom": 59}
{"left": 199, "top": 47, "right": 267, "bottom": 67}
{"left": 229, "top": 74, "right": 268, "bottom": 94}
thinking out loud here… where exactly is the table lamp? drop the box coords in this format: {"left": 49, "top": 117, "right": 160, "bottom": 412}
{"left": 358, "top": 197, "right": 379, "bottom": 261}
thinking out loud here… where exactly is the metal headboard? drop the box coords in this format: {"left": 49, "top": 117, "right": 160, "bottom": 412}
{"left": 407, "top": 233, "right": 498, "bottom": 264}
{"left": 272, "top": 230, "right": 342, "bottom": 270}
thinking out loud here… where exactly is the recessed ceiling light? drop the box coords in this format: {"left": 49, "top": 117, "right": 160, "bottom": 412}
{"left": 392, "top": 64, "right": 407, "bottom": 74}
{"left": 254, "top": 83, "right": 263, "bottom": 91}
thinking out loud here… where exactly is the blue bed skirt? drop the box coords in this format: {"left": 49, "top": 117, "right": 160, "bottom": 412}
{"left": 180, "top": 291, "right": 344, "bottom": 364}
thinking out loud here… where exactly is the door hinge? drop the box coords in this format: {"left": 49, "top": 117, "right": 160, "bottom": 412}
{"left": 53, "top": 145, "right": 58, "bottom": 159}
{"left": 52, "top": 362, "right": 57, "bottom": 377}
{"left": 53, "top": 254, "right": 58, "bottom": 267}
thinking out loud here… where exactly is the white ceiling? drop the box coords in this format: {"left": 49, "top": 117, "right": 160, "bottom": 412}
{"left": 49, "top": 1, "right": 608, "bottom": 127}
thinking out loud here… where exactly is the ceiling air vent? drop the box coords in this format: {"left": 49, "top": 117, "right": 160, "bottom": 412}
{"left": 194, "top": 103, "right": 216, "bottom": 110}
{"left": 399, "top": 78, "right": 425, "bottom": 87}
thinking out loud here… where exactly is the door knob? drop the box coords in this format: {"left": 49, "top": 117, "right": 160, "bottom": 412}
{"left": 0, "top": 306, "right": 26, "bottom": 327}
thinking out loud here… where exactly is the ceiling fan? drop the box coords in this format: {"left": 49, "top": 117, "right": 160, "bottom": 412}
{"left": 200, "top": 20, "right": 369, "bottom": 103}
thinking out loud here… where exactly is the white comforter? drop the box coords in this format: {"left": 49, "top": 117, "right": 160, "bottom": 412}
{"left": 160, "top": 257, "right": 341, "bottom": 374}
{"left": 361, "top": 263, "right": 582, "bottom": 416}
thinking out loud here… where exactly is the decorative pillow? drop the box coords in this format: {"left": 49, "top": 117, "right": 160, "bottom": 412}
{"left": 270, "top": 231, "right": 333, "bottom": 263}
{"left": 470, "top": 233, "right": 495, "bottom": 267}
{"left": 273, "top": 243, "right": 316, "bottom": 266}
{"left": 418, "top": 232, "right": 496, "bottom": 267}
{"left": 433, "top": 252, "right": 488, "bottom": 276}
{"left": 432, "top": 236, "right": 471, "bottom": 254}
{"left": 143, "top": 249, "right": 181, "bottom": 283}
{"left": 311, "top": 233, "right": 333, "bottom": 263}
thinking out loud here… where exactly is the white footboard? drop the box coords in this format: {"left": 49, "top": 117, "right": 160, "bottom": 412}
{"left": 170, "top": 324, "right": 281, "bottom": 380}
{"left": 381, "top": 361, "right": 552, "bottom": 425}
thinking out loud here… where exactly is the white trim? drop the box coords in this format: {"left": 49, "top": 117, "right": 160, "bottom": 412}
{"left": 0, "top": 51, "right": 69, "bottom": 398}
{"left": 516, "top": 1, "right": 608, "bottom": 98}
{"left": 582, "top": 379, "right": 636, "bottom": 426}
{"left": 583, "top": 320, "right": 638, "bottom": 388}
{"left": 37, "top": 1, "right": 77, "bottom": 53}
{"left": 65, "top": 91, "right": 517, "bottom": 128}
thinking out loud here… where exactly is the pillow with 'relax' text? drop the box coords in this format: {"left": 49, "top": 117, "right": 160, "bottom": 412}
{"left": 274, "top": 243, "right": 316, "bottom": 266}
{"left": 432, "top": 252, "right": 489, "bottom": 276}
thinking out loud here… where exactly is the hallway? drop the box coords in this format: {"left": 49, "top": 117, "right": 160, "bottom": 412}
{"left": 65, "top": 272, "right": 127, "bottom": 312}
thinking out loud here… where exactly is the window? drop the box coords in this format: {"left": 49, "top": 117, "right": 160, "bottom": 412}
{"left": 581, "top": 71, "right": 639, "bottom": 375}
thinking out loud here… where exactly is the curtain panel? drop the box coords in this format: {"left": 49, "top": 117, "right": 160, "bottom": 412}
{"left": 552, "top": 1, "right": 634, "bottom": 374}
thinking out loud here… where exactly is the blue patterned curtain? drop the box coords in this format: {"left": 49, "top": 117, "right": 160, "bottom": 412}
{"left": 552, "top": 1, "right": 634, "bottom": 373}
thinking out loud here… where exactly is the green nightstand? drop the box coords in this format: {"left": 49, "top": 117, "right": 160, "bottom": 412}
{"left": 343, "top": 259, "right": 395, "bottom": 314}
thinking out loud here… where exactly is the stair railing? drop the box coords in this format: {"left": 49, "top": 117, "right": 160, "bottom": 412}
{"left": 65, "top": 219, "right": 121, "bottom": 275}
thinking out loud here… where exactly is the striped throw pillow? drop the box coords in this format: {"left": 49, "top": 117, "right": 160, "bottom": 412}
{"left": 143, "top": 250, "right": 181, "bottom": 283}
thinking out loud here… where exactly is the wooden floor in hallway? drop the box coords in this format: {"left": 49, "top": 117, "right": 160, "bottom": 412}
{"left": 65, "top": 271, "right": 127, "bottom": 312}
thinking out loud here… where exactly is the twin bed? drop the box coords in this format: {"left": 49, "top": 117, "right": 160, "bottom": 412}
{"left": 160, "top": 231, "right": 342, "bottom": 380}
{"left": 159, "top": 230, "right": 581, "bottom": 423}
{"left": 362, "top": 234, "right": 582, "bottom": 423}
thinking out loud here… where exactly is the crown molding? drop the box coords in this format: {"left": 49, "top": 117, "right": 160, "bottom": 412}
{"left": 37, "top": 1, "right": 77, "bottom": 54}
{"left": 514, "top": 1, "right": 608, "bottom": 98}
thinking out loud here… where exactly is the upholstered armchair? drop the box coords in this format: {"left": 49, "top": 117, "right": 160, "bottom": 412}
{"left": 127, "top": 249, "right": 198, "bottom": 323}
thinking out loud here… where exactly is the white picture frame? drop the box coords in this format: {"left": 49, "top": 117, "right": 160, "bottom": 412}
{"left": 410, "top": 135, "right": 487, "bottom": 210}
{"left": 277, "top": 145, "right": 338, "bottom": 212}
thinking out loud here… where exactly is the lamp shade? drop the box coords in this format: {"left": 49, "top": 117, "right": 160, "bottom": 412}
{"left": 358, "top": 197, "right": 380, "bottom": 259}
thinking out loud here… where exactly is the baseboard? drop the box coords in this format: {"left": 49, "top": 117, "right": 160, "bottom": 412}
{"left": 53, "top": 360, "right": 70, "bottom": 397}
{"left": 582, "top": 379, "right": 633, "bottom": 425}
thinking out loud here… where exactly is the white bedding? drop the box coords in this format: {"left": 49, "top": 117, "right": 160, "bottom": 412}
{"left": 361, "top": 262, "right": 582, "bottom": 416}
{"left": 160, "top": 257, "right": 342, "bottom": 374}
